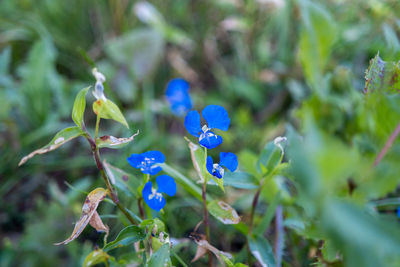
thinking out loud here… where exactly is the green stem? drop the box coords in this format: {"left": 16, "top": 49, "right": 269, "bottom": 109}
{"left": 84, "top": 131, "right": 137, "bottom": 225}
{"left": 202, "top": 147, "right": 213, "bottom": 267}
{"left": 247, "top": 187, "right": 261, "bottom": 266}
{"left": 94, "top": 114, "right": 100, "bottom": 141}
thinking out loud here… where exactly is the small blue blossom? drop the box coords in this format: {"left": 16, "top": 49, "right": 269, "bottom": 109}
{"left": 165, "top": 78, "right": 192, "bottom": 116}
{"left": 397, "top": 206, "right": 400, "bottom": 218}
{"left": 184, "top": 105, "right": 230, "bottom": 149}
{"left": 206, "top": 152, "right": 238, "bottom": 179}
{"left": 142, "top": 175, "right": 177, "bottom": 211}
{"left": 127, "top": 151, "right": 165, "bottom": 175}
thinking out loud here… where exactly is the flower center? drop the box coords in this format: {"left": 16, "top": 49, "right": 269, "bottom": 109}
{"left": 212, "top": 164, "right": 224, "bottom": 178}
{"left": 148, "top": 188, "right": 163, "bottom": 202}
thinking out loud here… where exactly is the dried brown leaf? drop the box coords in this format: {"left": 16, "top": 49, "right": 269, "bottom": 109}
{"left": 55, "top": 188, "right": 108, "bottom": 245}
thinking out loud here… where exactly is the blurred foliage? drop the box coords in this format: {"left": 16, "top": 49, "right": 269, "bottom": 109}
{"left": 2, "top": 0, "right": 400, "bottom": 266}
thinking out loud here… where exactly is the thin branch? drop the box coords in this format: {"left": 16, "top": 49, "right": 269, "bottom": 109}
{"left": 374, "top": 122, "right": 400, "bottom": 166}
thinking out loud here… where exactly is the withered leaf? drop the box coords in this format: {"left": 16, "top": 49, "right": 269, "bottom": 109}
{"left": 97, "top": 130, "right": 139, "bottom": 149}
{"left": 207, "top": 200, "right": 241, "bottom": 225}
{"left": 55, "top": 188, "right": 108, "bottom": 245}
{"left": 191, "top": 234, "right": 232, "bottom": 264}
{"left": 18, "top": 126, "right": 84, "bottom": 166}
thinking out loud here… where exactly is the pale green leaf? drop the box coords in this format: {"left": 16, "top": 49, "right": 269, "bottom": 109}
{"left": 147, "top": 244, "right": 171, "bottom": 267}
{"left": 83, "top": 249, "right": 111, "bottom": 267}
{"left": 71, "top": 86, "right": 90, "bottom": 128}
{"left": 93, "top": 99, "right": 129, "bottom": 128}
{"left": 248, "top": 236, "right": 276, "bottom": 267}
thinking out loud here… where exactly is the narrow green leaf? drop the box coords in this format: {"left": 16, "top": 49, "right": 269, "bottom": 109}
{"left": 93, "top": 99, "right": 129, "bottom": 128}
{"left": 103, "top": 225, "right": 146, "bottom": 252}
{"left": 254, "top": 193, "right": 281, "bottom": 235}
{"left": 147, "top": 244, "right": 170, "bottom": 267}
{"left": 72, "top": 86, "right": 90, "bottom": 128}
{"left": 161, "top": 163, "right": 205, "bottom": 202}
{"left": 18, "top": 126, "right": 84, "bottom": 166}
{"left": 248, "top": 236, "right": 276, "bottom": 267}
{"left": 223, "top": 171, "right": 258, "bottom": 189}
{"left": 208, "top": 200, "right": 240, "bottom": 224}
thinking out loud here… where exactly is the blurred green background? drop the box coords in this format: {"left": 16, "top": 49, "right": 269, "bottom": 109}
{"left": 1, "top": 0, "right": 400, "bottom": 266}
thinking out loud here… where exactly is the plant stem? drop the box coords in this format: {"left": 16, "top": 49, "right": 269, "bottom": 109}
{"left": 247, "top": 187, "right": 261, "bottom": 266}
{"left": 374, "top": 121, "right": 400, "bottom": 166}
{"left": 202, "top": 147, "right": 213, "bottom": 267}
{"left": 85, "top": 133, "right": 137, "bottom": 225}
{"left": 94, "top": 114, "right": 100, "bottom": 140}
{"left": 274, "top": 205, "right": 283, "bottom": 267}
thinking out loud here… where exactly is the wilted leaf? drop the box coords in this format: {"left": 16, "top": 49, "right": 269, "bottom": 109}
{"left": 83, "top": 249, "right": 111, "bottom": 267}
{"left": 19, "top": 126, "right": 84, "bottom": 166}
{"left": 89, "top": 211, "right": 109, "bottom": 235}
{"left": 97, "top": 130, "right": 139, "bottom": 149}
{"left": 207, "top": 200, "right": 240, "bottom": 225}
{"left": 72, "top": 86, "right": 90, "bottom": 128}
{"left": 191, "top": 237, "right": 232, "bottom": 264}
{"left": 93, "top": 99, "right": 129, "bottom": 128}
{"left": 103, "top": 225, "right": 146, "bottom": 252}
{"left": 55, "top": 188, "right": 108, "bottom": 245}
{"left": 248, "top": 236, "right": 276, "bottom": 267}
{"left": 148, "top": 243, "right": 171, "bottom": 267}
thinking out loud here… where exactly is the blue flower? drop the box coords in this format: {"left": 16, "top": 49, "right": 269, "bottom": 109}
{"left": 206, "top": 152, "right": 238, "bottom": 178}
{"left": 184, "top": 105, "right": 230, "bottom": 149}
{"left": 127, "top": 151, "right": 165, "bottom": 175}
{"left": 142, "top": 175, "right": 177, "bottom": 211}
{"left": 165, "top": 78, "right": 192, "bottom": 116}
{"left": 397, "top": 206, "right": 400, "bottom": 218}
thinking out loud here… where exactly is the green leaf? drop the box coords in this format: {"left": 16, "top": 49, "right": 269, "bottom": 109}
{"left": 322, "top": 199, "right": 400, "bottom": 266}
{"left": 97, "top": 130, "right": 139, "bottom": 149}
{"left": 93, "top": 99, "right": 129, "bottom": 128}
{"left": 83, "top": 249, "right": 111, "bottom": 267}
{"left": 147, "top": 244, "right": 170, "bottom": 267}
{"left": 207, "top": 200, "right": 240, "bottom": 225}
{"left": 161, "top": 163, "right": 204, "bottom": 202}
{"left": 18, "top": 126, "right": 84, "bottom": 166}
{"left": 298, "top": 0, "right": 338, "bottom": 93}
{"left": 187, "top": 140, "right": 224, "bottom": 191}
{"left": 223, "top": 171, "right": 259, "bottom": 189}
{"left": 103, "top": 225, "right": 146, "bottom": 252}
{"left": 248, "top": 236, "right": 276, "bottom": 267}
{"left": 257, "top": 141, "right": 283, "bottom": 177}
{"left": 72, "top": 86, "right": 90, "bottom": 128}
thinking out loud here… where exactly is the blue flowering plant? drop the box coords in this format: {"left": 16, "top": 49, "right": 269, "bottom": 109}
{"left": 127, "top": 150, "right": 177, "bottom": 212}
{"left": 165, "top": 78, "right": 192, "bottom": 116}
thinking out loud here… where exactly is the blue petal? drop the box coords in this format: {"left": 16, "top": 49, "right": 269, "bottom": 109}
{"left": 219, "top": 152, "right": 238, "bottom": 172}
{"left": 165, "top": 78, "right": 192, "bottom": 116}
{"left": 202, "top": 105, "right": 230, "bottom": 131}
{"left": 206, "top": 156, "right": 214, "bottom": 176}
{"left": 142, "top": 151, "right": 165, "bottom": 164}
{"left": 127, "top": 153, "right": 145, "bottom": 169}
{"left": 156, "top": 175, "right": 177, "bottom": 196}
{"left": 199, "top": 130, "right": 223, "bottom": 149}
{"left": 213, "top": 165, "right": 224, "bottom": 179}
{"left": 397, "top": 207, "right": 400, "bottom": 218}
{"left": 184, "top": 110, "right": 202, "bottom": 137}
{"left": 128, "top": 151, "right": 165, "bottom": 175}
{"left": 142, "top": 181, "right": 166, "bottom": 212}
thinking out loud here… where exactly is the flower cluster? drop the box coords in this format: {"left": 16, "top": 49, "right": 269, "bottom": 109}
{"left": 184, "top": 104, "right": 238, "bottom": 179}
{"left": 127, "top": 151, "right": 176, "bottom": 211}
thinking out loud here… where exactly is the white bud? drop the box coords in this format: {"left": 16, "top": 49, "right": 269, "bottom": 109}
{"left": 274, "top": 136, "right": 287, "bottom": 154}
{"left": 92, "top": 68, "right": 106, "bottom": 83}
